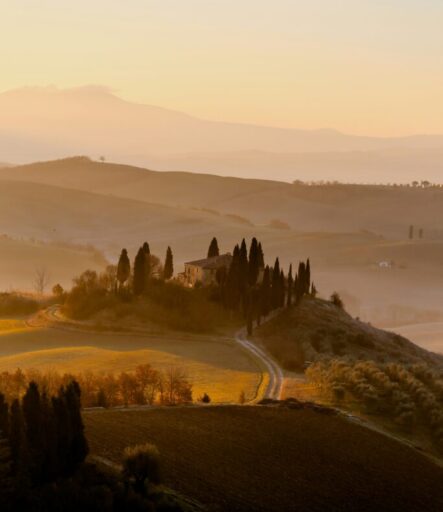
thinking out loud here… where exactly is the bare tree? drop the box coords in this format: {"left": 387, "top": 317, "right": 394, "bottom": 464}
{"left": 33, "top": 267, "right": 50, "bottom": 295}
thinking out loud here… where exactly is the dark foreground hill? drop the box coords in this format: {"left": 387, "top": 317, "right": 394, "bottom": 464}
{"left": 85, "top": 406, "right": 443, "bottom": 512}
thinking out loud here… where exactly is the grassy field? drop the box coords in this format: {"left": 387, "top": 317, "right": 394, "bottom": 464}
{"left": 85, "top": 406, "right": 443, "bottom": 512}
{"left": 0, "top": 325, "right": 262, "bottom": 403}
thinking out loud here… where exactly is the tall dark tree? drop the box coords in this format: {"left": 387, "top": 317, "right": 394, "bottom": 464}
{"left": 22, "top": 381, "right": 44, "bottom": 482}
{"left": 64, "top": 381, "right": 89, "bottom": 472}
{"left": 0, "top": 393, "right": 9, "bottom": 438}
{"left": 164, "top": 246, "right": 174, "bottom": 280}
{"left": 207, "top": 237, "right": 220, "bottom": 258}
{"left": 239, "top": 239, "right": 249, "bottom": 311}
{"left": 305, "top": 258, "right": 311, "bottom": 294}
{"left": 287, "top": 264, "right": 293, "bottom": 307}
{"left": 271, "top": 258, "right": 281, "bottom": 309}
{"left": 117, "top": 248, "right": 130, "bottom": 289}
{"left": 133, "top": 247, "right": 146, "bottom": 295}
{"left": 40, "top": 391, "right": 57, "bottom": 483}
{"left": 248, "top": 238, "right": 260, "bottom": 286}
{"left": 409, "top": 225, "right": 414, "bottom": 239}
{"left": 8, "top": 399, "right": 24, "bottom": 476}
{"left": 142, "top": 242, "right": 150, "bottom": 255}
{"left": 260, "top": 266, "right": 271, "bottom": 317}
{"left": 296, "top": 261, "right": 306, "bottom": 303}
{"left": 279, "top": 270, "right": 286, "bottom": 307}
{"left": 226, "top": 245, "right": 241, "bottom": 310}
{"left": 257, "top": 242, "right": 265, "bottom": 269}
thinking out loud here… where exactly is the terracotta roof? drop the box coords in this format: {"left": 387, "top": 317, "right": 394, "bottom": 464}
{"left": 185, "top": 253, "right": 232, "bottom": 269}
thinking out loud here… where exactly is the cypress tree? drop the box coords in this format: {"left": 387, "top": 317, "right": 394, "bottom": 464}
{"left": 305, "top": 258, "right": 311, "bottom": 294}
{"left": 311, "top": 282, "right": 317, "bottom": 297}
{"left": 280, "top": 270, "right": 286, "bottom": 307}
{"left": 257, "top": 242, "right": 265, "bottom": 269}
{"left": 0, "top": 393, "right": 9, "bottom": 438}
{"left": 64, "top": 381, "right": 89, "bottom": 473}
{"left": 248, "top": 237, "right": 259, "bottom": 286}
{"left": 239, "top": 239, "right": 249, "bottom": 313}
{"left": 164, "top": 246, "right": 174, "bottom": 280}
{"left": 287, "top": 264, "right": 293, "bottom": 307}
{"left": 22, "top": 381, "right": 44, "bottom": 482}
{"left": 297, "top": 261, "right": 306, "bottom": 302}
{"left": 271, "top": 258, "right": 281, "bottom": 309}
{"left": 117, "top": 248, "right": 130, "bottom": 289}
{"left": 207, "top": 237, "right": 220, "bottom": 258}
{"left": 226, "top": 245, "right": 241, "bottom": 310}
{"left": 142, "top": 242, "right": 150, "bottom": 255}
{"left": 8, "top": 399, "right": 24, "bottom": 476}
{"left": 52, "top": 393, "right": 70, "bottom": 477}
{"left": 133, "top": 247, "right": 146, "bottom": 295}
{"left": 40, "top": 391, "right": 57, "bottom": 483}
{"left": 260, "top": 265, "right": 271, "bottom": 317}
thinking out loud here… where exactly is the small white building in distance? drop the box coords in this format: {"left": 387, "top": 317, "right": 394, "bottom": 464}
{"left": 181, "top": 253, "right": 232, "bottom": 287}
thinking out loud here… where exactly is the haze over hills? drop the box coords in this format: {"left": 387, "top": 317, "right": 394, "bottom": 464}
{"left": 1, "top": 86, "right": 443, "bottom": 183}
{"left": 1, "top": 157, "right": 443, "bottom": 336}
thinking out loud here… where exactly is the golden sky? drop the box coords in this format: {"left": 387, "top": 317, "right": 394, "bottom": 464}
{"left": 1, "top": 1, "right": 442, "bottom": 136}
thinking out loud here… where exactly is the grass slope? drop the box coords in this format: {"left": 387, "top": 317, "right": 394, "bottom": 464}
{"left": 256, "top": 297, "right": 443, "bottom": 370}
{"left": 85, "top": 406, "right": 443, "bottom": 512}
{"left": 0, "top": 327, "right": 261, "bottom": 403}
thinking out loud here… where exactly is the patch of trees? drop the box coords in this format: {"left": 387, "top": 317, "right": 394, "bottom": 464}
{"left": 0, "top": 382, "right": 187, "bottom": 510}
{"left": 217, "top": 237, "right": 314, "bottom": 334}
{"left": 0, "top": 380, "right": 88, "bottom": 496}
{"left": 0, "top": 364, "right": 193, "bottom": 408}
{"left": 306, "top": 360, "right": 443, "bottom": 452}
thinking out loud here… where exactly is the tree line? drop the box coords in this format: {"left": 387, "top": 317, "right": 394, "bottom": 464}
{"left": 0, "top": 365, "right": 193, "bottom": 409}
{"left": 210, "top": 236, "right": 315, "bottom": 334}
{"left": 117, "top": 242, "right": 173, "bottom": 296}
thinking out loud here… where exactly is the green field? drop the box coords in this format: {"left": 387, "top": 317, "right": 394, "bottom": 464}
{"left": 85, "top": 406, "right": 443, "bottom": 512}
{"left": 0, "top": 324, "right": 262, "bottom": 403}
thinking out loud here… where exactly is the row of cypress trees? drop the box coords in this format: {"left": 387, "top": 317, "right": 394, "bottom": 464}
{"left": 212, "top": 237, "right": 315, "bottom": 333}
{"left": 117, "top": 242, "right": 174, "bottom": 296}
{"left": 0, "top": 380, "right": 88, "bottom": 487}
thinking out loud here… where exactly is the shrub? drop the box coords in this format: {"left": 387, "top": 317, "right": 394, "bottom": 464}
{"left": 0, "top": 293, "right": 39, "bottom": 316}
{"left": 200, "top": 392, "right": 211, "bottom": 403}
{"left": 122, "top": 443, "right": 161, "bottom": 495}
{"left": 330, "top": 292, "right": 344, "bottom": 309}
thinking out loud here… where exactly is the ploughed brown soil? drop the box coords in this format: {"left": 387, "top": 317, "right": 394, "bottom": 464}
{"left": 85, "top": 405, "right": 443, "bottom": 512}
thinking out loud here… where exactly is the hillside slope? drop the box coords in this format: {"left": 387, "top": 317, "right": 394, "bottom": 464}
{"left": 256, "top": 297, "right": 443, "bottom": 369}
{"left": 3, "top": 157, "right": 443, "bottom": 239}
{"left": 0, "top": 236, "right": 106, "bottom": 291}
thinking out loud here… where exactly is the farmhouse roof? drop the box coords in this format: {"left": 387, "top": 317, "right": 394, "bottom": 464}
{"left": 185, "top": 253, "right": 232, "bottom": 269}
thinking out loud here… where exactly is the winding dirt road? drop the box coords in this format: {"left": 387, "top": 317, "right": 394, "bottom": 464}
{"left": 235, "top": 326, "right": 284, "bottom": 402}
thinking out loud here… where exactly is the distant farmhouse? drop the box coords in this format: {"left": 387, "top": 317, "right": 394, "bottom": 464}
{"left": 180, "top": 253, "right": 232, "bottom": 287}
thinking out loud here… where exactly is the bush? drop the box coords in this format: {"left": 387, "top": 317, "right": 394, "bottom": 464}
{"left": 330, "top": 292, "right": 344, "bottom": 309}
{"left": 122, "top": 443, "right": 161, "bottom": 494}
{"left": 199, "top": 392, "right": 211, "bottom": 403}
{"left": 0, "top": 293, "right": 39, "bottom": 316}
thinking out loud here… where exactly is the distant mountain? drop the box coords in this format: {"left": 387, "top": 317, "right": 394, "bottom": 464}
{"left": 1, "top": 86, "right": 443, "bottom": 182}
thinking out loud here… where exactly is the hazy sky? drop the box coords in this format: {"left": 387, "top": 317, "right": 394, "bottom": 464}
{"left": 1, "top": 0, "right": 442, "bottom": 135}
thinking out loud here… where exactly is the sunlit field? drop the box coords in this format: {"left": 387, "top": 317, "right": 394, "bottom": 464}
{"left": 0, "top": 326, "right": 262, "bottom": 403}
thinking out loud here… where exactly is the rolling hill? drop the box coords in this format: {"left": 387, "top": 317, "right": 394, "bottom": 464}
{"left": 2, "top": 159, "right": 443, "bottom": 326}
{"left": 1, "top": 86, "right": 443, "bottom": 182}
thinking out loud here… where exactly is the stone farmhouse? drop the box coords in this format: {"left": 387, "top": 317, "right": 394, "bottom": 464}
{"left": 180, "top": 253, "right": 232, "bottom": 287}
